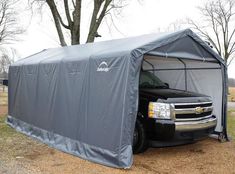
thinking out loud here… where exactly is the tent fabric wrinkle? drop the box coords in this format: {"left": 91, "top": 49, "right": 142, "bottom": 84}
{"left": 7, "top": 29, "right": 227, "bottom": 168}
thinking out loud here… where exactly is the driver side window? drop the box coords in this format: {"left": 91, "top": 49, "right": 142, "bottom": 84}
{"left": 139, "top": 72, "right": 153, "bottom": 86}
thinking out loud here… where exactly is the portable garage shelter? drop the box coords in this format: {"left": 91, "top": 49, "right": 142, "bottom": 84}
{"left": 7, "top": 29, "right": 228, "bottom": 168}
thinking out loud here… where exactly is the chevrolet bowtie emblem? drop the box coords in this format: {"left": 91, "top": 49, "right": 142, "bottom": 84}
{"left": 195, "top": 107, "right": 204, "bottom": 114}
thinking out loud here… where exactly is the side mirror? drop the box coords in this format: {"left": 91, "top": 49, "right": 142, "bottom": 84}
{"left": 164, "top": 83, "right": 169, "bottom": 88}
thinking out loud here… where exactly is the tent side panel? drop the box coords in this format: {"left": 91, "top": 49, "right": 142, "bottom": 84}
{"left": 7, "top": 115, "right": 122, "bottom": 167}
{"left": 7, "top": 52, "right": 135, "bottom": 168}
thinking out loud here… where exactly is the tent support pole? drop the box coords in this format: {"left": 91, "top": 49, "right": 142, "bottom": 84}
{"left": 143, "top": 58, "right": 155, "bottom": 73}
{"left": 221, "top": 63, "right": 229, "bottom": 141}
{"left": 143, "top": 67, "right": 221, "bottom": 71}
{"left": 177, "top": 58, "right": 187, "bottom": 91}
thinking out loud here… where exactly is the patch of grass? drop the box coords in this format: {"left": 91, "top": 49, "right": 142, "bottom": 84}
{"left": 0, "top": 91, "right": 8, "bottom": 106}
{"left": 0, "top": 116, "right": 17, "bottom": 138}
{"left": 0, "top": 115, "right": 26, "bottom": 142}
{"left": 227, "top": 110, "right": 235, "bottom": 139}
{"left": 0, "top": 115, "right": 19, "bottom": 159}
{"left": 0, "top": 113, "right": 48, "bottom": 161}
{"left": 228, "top": 87, "right": 235, "bottom": 102}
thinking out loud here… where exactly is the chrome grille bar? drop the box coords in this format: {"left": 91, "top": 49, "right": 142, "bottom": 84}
{"left": 175, "top": 115, "right": 213, "bottom": 122}
{"left": 173, "top": 102, "right": 213, "bottom": 122}
{"left": 174, "top": 106, "right": 213, "bottom": 115}
{"left": 174, "top": 102, "right": 212, "bottom": 106}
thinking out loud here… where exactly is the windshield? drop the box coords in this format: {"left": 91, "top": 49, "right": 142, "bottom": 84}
{"left": 139, "top": 71, "right": 168, "bottom": 89}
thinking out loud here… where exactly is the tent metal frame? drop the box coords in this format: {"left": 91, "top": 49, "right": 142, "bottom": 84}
{"left": 142, "top": 55, "right": 228, "bottom": 141}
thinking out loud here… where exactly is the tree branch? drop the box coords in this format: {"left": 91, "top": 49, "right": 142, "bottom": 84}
{"left": 46, "top": 0, "right": 67, "bottom": 46}
{"left": 63, "top": 0, "right": 72, "bottom": 26}
{"left": 0, "top": 0, "right": 25, "bottom": 44}
{"left": 86, "top": 0, "right": 112, "bottom": 43}
{"left": 189, "top": 0, "right": 235, "bottom": 64}
{"left": 227, "top": 55, "right": 235, "bottom": 66}
{"left": 30, "top": 0, "right": 128, "bottom": 46}
{"left": 188, "top": 19, "right": 222, "bottom": 56}
{"left": 71, "top": 0, "right": 82, "bottom": 45}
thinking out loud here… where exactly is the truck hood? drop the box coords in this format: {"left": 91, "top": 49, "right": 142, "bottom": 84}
{"left": 139, "top": 88, "right": 211, "bottom": 103}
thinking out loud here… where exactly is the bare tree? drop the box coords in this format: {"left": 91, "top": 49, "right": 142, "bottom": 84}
{"left": 0, "top": 49, "right": 13, "bottom": 74}
{"left": 188, "top": 0, "right": 235, "bottom": 66}
{"left": 30, "top": 0, "right": 127, "bottom": 46}
{"left": 0, "top": 0, "right": 23, "bottom": 85}
{"left": 0, "top": 0, "right": 25, "bottom": 44}
{"left": 0, "top": 47, "right": 15, "bottom": 91}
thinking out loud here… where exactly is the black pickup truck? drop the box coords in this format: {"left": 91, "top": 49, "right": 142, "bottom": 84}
{"left": 133, "top": 71, "right": 217, "bottom": 153}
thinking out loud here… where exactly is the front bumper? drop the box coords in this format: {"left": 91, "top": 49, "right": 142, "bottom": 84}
{"left": 175, "top": 115, "right": 217, "bottom": 132}
{"left": 148, "top": 115, "right": 217, "bottom": 141}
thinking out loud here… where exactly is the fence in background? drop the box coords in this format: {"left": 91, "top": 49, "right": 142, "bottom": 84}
{"left": 0, "top": 79, "right": 8, "bottom": 92}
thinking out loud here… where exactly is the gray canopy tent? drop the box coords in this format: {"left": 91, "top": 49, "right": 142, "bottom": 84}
{"left": 7, "top": 29, "right": 228, "bottom": 168}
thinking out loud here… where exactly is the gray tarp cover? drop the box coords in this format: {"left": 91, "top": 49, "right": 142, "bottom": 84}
{"left": 7, "top": 29, "right": 227, "bottom": 168}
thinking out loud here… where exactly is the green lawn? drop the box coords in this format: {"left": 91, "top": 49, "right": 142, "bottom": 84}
{"left": 227, "top": 109, "right": 235, "bottom": 139}
{"left": 0, "top": 116, "right": 16, "bottom": 138}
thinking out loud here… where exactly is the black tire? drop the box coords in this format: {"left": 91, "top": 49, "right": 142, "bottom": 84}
{"left": 133, "top": 119, "right": 148, "bottom": 154}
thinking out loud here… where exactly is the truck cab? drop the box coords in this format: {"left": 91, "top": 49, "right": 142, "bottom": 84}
{"left": 133, "top": 71, "right": 217, "bottom": 153}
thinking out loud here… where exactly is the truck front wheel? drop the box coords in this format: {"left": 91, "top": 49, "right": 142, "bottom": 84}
{"left": 133, "top": 119, "right": 148, "bottom": 154}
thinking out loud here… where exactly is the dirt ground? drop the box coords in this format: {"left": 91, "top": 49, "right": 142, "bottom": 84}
{"left": 0, "top": 105, "right": 7, "bottom": 115}
{"left": 1, "top": 105, "right": 235, "bottom": 174}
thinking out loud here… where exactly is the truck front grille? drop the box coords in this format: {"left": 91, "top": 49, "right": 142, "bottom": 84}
{"left": 174, "top": 102, "right": 213, "bottom": 121}
{"left": 174, "top": 102, "right": 212, "bottom": 109}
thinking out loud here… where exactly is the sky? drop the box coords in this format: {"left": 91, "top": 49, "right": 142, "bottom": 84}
{"left": 11, "top": 0, "right": 235, "bottom": 78}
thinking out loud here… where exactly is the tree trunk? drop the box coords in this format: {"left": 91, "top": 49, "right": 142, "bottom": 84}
{"left": 46, "top": 0, "right": 67, "bottom": 46}
{"left": 42, "top": 0, "right": 119, "bottom": 46}
{"left": 71, "top": 0, "right": 82, "bottom": 45}
{"left": 86, "top": 0, "right": 112, "bottom": 43}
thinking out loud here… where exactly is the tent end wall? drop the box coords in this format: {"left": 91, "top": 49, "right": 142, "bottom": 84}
{"left": 141, "top": 54, "right": 228, "bottom": 140}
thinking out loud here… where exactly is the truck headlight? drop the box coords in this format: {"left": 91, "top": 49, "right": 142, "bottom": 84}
{"left": 148, "top": 102, "right": 171, "bottom": 119}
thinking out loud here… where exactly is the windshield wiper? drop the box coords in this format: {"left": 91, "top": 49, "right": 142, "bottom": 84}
{"left": 139, "top": 85, "right": 168, "bottom": 89}
{"left": 154, "top": 85, "right": 168, "bottom": 89}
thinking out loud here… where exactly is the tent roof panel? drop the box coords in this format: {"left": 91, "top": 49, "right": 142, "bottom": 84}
{"left": 12, "top": 29, "right": 225, "bottom": 66}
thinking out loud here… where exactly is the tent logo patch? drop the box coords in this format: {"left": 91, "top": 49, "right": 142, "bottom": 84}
{"left": 97, "top": 61, "right": 110, "bottom": 72}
